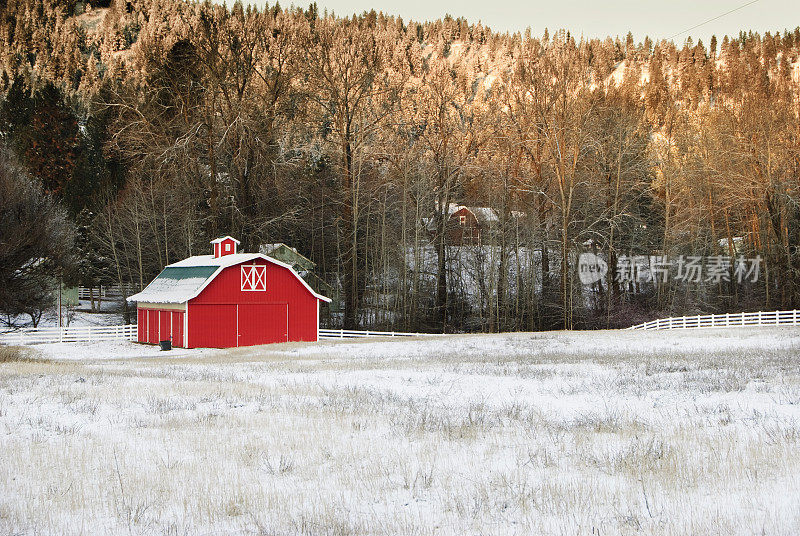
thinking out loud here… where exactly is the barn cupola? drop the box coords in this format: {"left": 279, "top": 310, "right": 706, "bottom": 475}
{"left": 211, "top": 236, "right": 241, "bottom": 258}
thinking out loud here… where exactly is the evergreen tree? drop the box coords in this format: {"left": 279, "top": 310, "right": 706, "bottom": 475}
{"left": 0, "top": 142, "right": 75, "bottom": 327}
{"left": 0, "top": 79, "right": 85, "bottom": 210}
{"left": 71, "top": 207, "right": 113, "bottom": 311}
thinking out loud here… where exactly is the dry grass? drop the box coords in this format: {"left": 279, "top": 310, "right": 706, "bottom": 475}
{"left": 0, "top": 345, "right": 51, "bottom": 363}
{"left": 1, "top": 328, "right": 800, "bottom": 535}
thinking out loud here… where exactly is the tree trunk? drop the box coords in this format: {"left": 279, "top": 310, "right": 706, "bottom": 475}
{"left": 435, "top": 205, "right": 448, "bottom": 332}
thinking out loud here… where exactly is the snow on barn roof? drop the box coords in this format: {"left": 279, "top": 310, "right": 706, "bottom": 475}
{"left": 126, "top": 266, "right": 218, "bottom": 304}
{"left": 169, "top": 253, "right": 261, "bottom": 269}
{"left": 127, "top": 253, "right": 330, "bottom": 304}
{"left": 210, "top": 235, "right": 240, "bottom": 245}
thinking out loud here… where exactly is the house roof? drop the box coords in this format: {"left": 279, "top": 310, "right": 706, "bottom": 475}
{"left": 447, "top": 204, "right": 499, "bottom": 223}
{"left": 210, "top": 235, "right": 240, "bottom": 245}
{"left": 424, "top": 204, "right": 526, "bottom": 232}
{"left": 127, "top": 253, "right": 331, "bottom": 304}
{"left": 468, "top": 207, "right": 499, "bottom": 224}
{"left": 260, "top": 243, "right": 316, "bottom": 270}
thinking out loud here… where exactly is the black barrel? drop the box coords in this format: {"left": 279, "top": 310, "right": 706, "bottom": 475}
{"left": 159, "top": 340, "right": 172, "bottom": 351}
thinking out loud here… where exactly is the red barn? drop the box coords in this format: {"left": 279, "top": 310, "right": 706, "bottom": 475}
{"left": 127, "top": 236, "right": 330, "bottom": 348}
{"left": 447, "top": 206, "right": 482, "bottom": 245}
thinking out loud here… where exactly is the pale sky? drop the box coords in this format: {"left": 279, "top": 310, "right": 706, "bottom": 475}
{"left": 222, "top": 0, "right": 800, "bottom": 44}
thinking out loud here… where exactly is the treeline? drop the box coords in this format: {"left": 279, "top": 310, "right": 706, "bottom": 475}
{"left": 1, "top": 0, "right": 799, "bottom": 331}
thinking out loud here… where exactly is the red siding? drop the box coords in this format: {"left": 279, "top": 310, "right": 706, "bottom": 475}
{"left": 137, "top": 309, "right": 146, "bottom": 342}
{"left": 238, "top": 303, "right": 288, "bottom": 346}
{"left": 172, "top": 311, "right": 184, "bottom": 347}
{"left": 188, "top": 304, "right": 237, "bottom": 348}
{"left": 187, "top": 258, "right": 318, "bottom": 348}
{"left": 220, "top": 238, "right": 236, "bottom": 255}
{"left": 158, "top": 311, "right": 169, "bottom": 342}
{"left": 147, "top": 309, "right": 158, "bottom": 344}
{"left": 136, "top": 307, "right": 186, "bottom": 346}
{"left": 447, "top": 208, "right": 481, "bottom": 245}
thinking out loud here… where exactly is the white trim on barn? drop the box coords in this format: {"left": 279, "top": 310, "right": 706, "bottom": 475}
{"left": 240, "top": 264, "right": 267, "bottom": 291}
{"left": 136, "top": 301, "right": 187, "bottom": 311}
{"left": 184, "top": 305, "right": 189, "bottom": 348}
{"left": 210, "top": 236, "right": 241, "bottom": 245}
{"left": 128, "top": 253, "right": 330, "bottom": 304}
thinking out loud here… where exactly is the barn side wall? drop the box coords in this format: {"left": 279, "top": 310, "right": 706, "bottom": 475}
{"left": 136, "top": 304, "right": 186, "bottom": 347}
{"left": 187, "top": 259, "right": 318, "bottom": 348}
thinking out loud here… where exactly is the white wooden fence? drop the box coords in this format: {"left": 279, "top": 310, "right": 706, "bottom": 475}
{"left": 627, "top": 310, "right": 800, "bottom": 330}
{"left": 78, "top": 285, "right": 137, "bottom": 300}
{"left": 9, "top": 312, "right": 792, "bottom": 345}
{"left": 0, "top": 324, "right": 137, "bottom": 345}
{"left": 317, "top": 328, "right": 428, "bottom": 340}
{"left": 0, "top": 325, "right": 426, "bottom": 345}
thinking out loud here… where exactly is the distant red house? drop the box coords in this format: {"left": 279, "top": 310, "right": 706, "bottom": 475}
{"left": 447, "top": 206, "right": 483, "bottom": 245}
{"left": 425, "top": 204, "right": 530, "bottom": 246}
{"left": 425, "top": 204, "right": 501, "bottom": 245}
{"left": 127, "top": 236, "right": 331, "bottom": 348}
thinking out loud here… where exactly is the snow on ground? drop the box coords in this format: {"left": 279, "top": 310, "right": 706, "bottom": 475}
{"left": 64, "top": 308, "right": 125, "bottom": 326}
{"left": 34, "top": 340, "right": 214, "bottom": 361}
{"left": 2, "top": 327, "right": 800, "bottom": 535}
{"left": 3, "top": 299, "right": 126, "bottom": 330}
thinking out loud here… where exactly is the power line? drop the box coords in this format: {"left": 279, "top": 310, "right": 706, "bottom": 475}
{"left": 666, "top": 0, "right": 761, "bottom": 41}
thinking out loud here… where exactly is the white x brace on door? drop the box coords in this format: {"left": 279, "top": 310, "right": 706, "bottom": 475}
{"left": 241, "top": 264, "right": 267, "bottom": 291}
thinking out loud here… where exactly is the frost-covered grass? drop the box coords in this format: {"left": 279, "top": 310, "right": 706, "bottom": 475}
{"left": 2, "top": 328, "right": 800, "bottom": 535}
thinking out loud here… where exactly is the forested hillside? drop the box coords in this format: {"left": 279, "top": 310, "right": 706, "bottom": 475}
{"left": 2, "top": 0, "right": 799, "bottom": 331}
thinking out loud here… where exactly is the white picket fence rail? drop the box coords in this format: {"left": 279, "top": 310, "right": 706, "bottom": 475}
{"left": 627, "top": 310, "right": 800, "bottom": 330}
{"left": 0, "top": 324, "right": 138, "bottom": 345}
{"left": 317, "top": 328, "right": 428, "bottom": 339}
{"left": 1, "top": 325, "right": 427, "bottom": 345}
{"left": 4, "top": 313, "right": 795, "bottom": 345}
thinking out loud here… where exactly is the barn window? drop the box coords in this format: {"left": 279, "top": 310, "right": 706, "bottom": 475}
{"left": 241, "top": 265, "right": 267, "bottom": 291}
{"left": 459, "top": 215, "right": 466, "bottom": 225}
{"left": 225, "top": 243, "right": 231, "bottom": 252}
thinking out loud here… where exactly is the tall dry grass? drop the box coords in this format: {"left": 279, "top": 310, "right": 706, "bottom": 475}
{"left": 1, "top": 328, "right": 799, "bottom": 535}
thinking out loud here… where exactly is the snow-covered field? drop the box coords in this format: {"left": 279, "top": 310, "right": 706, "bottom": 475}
{"left": 2, "top": 328, "right": 800, "bottom": 535}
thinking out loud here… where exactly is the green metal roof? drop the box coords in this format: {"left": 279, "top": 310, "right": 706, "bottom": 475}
{"left": 157, "top": 266, "right": 218, "bottom": 280}
{"left": 127, "top": 265, "right": 219, "bottom": 303}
